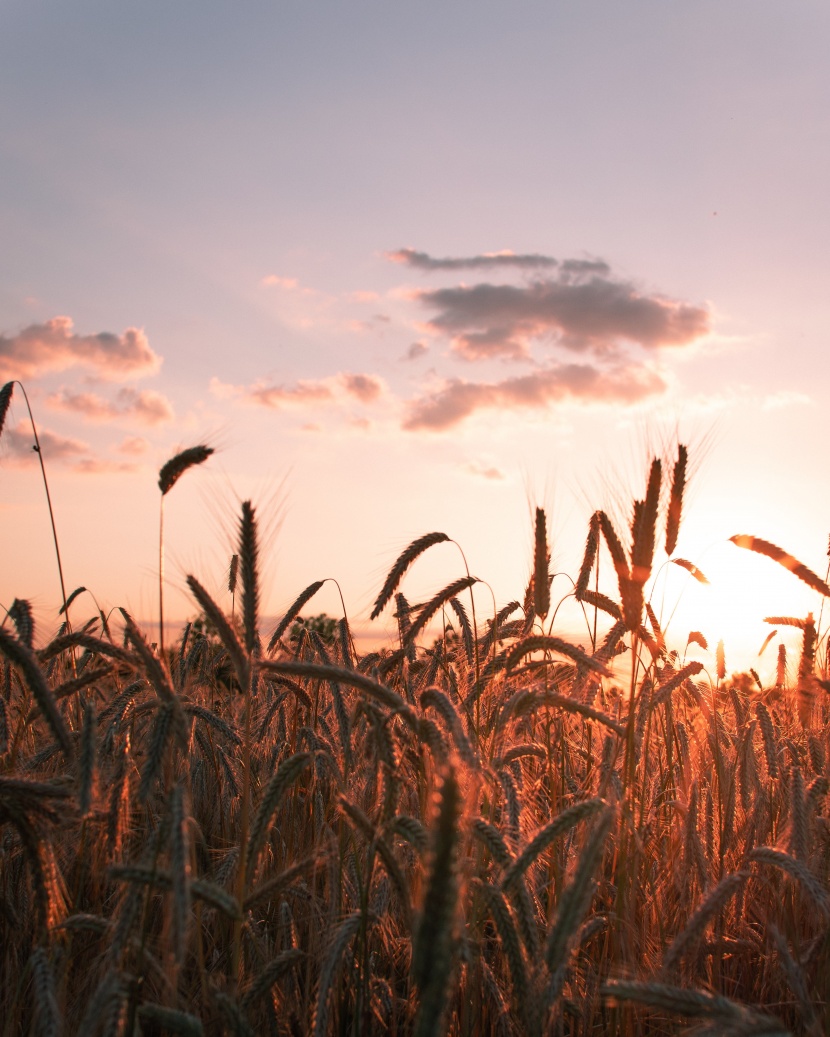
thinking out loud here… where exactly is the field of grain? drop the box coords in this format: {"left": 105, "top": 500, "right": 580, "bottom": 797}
{"left": 1, "top": 437, "right": 828, "bottom": 1036}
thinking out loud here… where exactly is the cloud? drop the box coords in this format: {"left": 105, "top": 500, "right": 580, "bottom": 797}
{"left": 387, "top": 248, "right": 560, "bottom": 271}
{"left": 340, "top": 373, "right": 383, "bottom": 403}
{"left": 403, "top": 362, "right": 666, "bottom": 431}
{"left": 466, "top": 460, "right": 506, "bottom": 480}
{"left": 0, "top": 317, "right": 161, "bottom": 381}
{"left": 72, "top": 458, "right": 139, "bottom": 475}
{"left": 760, "top": 390, "right": 812, "bottom": 411}
{"left": 117, "top": 435, "right": 150, "bottom": 456}
{"left": 403, "top": 342, "right": 429, "bottom": 361}
{"left": 2, "top": 421, "right": 88, "bottom": 463}
{"left": 47, "top": 387, "right": 174, "bottom": 425}
{"left": 261, "top": 274, "right": 301, "bottom": 290}
{"left": 417, "top": 273, "right": 710, "bottom": 361}
{"left": 2, "top": 422, "right": 141, "bottom": 473}
{"left": 212, "top": 372, "right": 385, "bottom": 410}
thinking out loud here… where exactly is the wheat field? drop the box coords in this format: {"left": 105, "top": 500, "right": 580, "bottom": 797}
{"left": 1, "top": 443, "right": 828, "bottom": 1036}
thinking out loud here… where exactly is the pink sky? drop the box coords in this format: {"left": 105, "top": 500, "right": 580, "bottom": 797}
{"left": 2, "top": 2, "right": 830, "bottom": 675}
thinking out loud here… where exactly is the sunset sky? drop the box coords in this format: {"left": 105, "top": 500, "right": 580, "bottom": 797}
{"left": 3, "top": 1, "right": 830, "bottom": 674}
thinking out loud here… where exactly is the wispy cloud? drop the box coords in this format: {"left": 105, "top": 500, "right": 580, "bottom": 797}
{"left": 261, "top": 274, "right": 302, "bottom": 290}
{"left": 466, "top": 459, "right": 506, "bottom": 480}
{"left": 0, "top": 317, "right": 161, "bottom": 381}
{"left": 387, "top": 248, "right": 561, "bottom": 271}
{"left": 47, "top": 387, "right": 174, "bottom": 425}
{"left": 117, "top": 435, "right": 150, "bottom": 456}
{"left": 404, "top": 362, "right": 665, "bottom": 431}
{"left": 210, "top": 372, "right": 386, "bottom": 411}
{"left": 416, "top": 273, "right": 710, "bottom": 361}
{"left": 72, "top": 458, "right": 139, "bottom": 475}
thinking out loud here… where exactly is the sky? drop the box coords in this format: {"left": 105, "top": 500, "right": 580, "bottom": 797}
{"left": 2, "top": 1, "right": 830, "bottom": 677}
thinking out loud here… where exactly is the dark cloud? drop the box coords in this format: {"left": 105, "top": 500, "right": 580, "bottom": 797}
{"left": 387, "top": 248, "right": 560, "bottom": 271}
{"left": 341, "top": 373, "right": 383, "bottom": 402}
{"left": 48, "top": 387, "right": 174, "bottom": 425}
{"left": 403, "top": 363, "right": 665, "bottom": 431}
{"left": 0, "top": 317, "right": 161, "bottom": 381}
{"left": 418, "top": 275, "right": 709, "bottom": 361}
{"left": 403, "top": 342, "right": 429, "bottom": 361}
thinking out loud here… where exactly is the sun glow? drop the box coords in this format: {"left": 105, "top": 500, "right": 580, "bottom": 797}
{"left": 655, "top": 535, "right": 828, "bottom": 681}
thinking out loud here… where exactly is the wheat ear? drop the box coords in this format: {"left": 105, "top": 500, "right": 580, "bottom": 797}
{"left": 730, "top": 534, "right": 830, "bottom": 596}
{"left": 533, "top": 506, "right": 551, "bottom": 620}
{"left": 665, "top": 444, "right": 687, "bottom": 556}
{"left": 371, "top": 531, "right": 452, "bottom": 619}
{"left": 267, "top": 580, "right": 326, "bottom": 652}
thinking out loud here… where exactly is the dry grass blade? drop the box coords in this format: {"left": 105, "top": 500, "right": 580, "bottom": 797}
{"left": 506, "top": 635, "right": 611, "bottom": 676}
{"left": 267, "top": 580, "right": 325, "bottom": 652}
{"left": 158, "top": 445, "right": 213, "bottom": 495}
{"left": 730, "top": 534, "right": 830, "bottom": 596}
{"left": 404, "top": 576, "right": 479, "bottom": 647}
{"left": 534, "top": 506, "right": 551, "bottom": 619}
{"left": 371, "top": 531, "right": 451, "bottom": 619}
{"left": 0, "top": 626, "right": 73, "bottom": 761}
